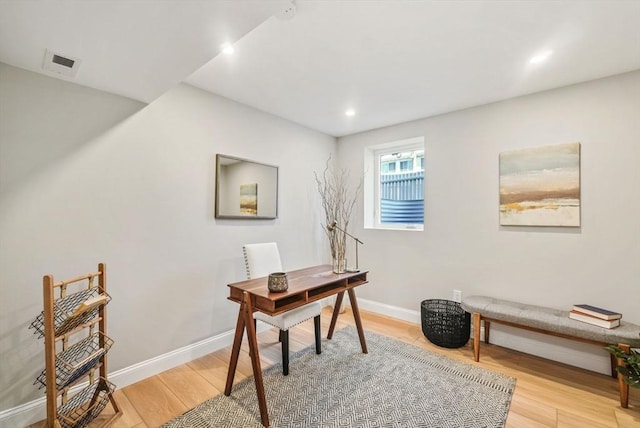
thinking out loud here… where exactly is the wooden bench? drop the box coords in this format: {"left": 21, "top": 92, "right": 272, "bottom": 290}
{"left": 461, "top": 296, "right": 640, "bottom": 408}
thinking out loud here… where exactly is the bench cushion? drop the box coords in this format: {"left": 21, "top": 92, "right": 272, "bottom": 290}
{"left": 461, "top": 296, "right": 640, "bottom": 346}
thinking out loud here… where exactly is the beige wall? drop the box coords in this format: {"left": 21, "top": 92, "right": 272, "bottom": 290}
{"left": 0, "top": 63, "right": 335, "bottom": 412}
{"left": 338, "top": 70, "right": 640, "bottom": 371}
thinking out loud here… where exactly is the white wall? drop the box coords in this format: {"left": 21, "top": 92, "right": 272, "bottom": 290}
{"left": 0, "top": 63, "right": 335, "bottom": 413}
{"left": 339, "top": 71, "right": 640, "bottom": 371}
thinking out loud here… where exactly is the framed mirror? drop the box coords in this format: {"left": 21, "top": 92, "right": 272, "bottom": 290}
{"left": 215, "top": 154, "right": 279, "bottom": 219}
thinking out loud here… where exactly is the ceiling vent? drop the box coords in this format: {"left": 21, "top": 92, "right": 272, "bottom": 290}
{"left": 43, "top": 49, "right": 81, "bottom": 77}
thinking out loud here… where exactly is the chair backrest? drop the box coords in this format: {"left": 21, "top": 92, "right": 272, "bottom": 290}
{"left": 242, "top": 242, "right": 283, "bottom": 279}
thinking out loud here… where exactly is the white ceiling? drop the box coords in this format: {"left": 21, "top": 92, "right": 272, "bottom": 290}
{"left": 2, "top": 1, "right": 639, "bottom": 137}
{"left": 0, "top": 0, "right": 291, "bottom": 102}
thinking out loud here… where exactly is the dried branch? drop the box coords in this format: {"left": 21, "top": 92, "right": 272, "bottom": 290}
{"left": 314, "top": 155, "right": 362, "bottom": 262}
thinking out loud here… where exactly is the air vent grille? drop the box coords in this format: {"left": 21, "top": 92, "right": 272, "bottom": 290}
{"left": 52, "top": 54, "right": 75, "bottom": 68}
{"left": 43, "top": 49, "right": 81, "bottom": 77}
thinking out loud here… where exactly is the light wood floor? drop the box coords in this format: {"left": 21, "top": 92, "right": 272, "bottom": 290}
{"left": 32, "top": 307, "right": 639, "bottom": 428}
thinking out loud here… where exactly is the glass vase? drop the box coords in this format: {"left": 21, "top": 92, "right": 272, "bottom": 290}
{"left": 332, "top": 257, "right": 347, "bottom": 274}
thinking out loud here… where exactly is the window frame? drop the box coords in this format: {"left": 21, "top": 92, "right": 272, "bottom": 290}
{"left": 364, "top": 136, "right": 425, "bottom": 231}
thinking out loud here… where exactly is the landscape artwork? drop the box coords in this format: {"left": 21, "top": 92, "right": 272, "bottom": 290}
{"left": 499, "top": 142, "right": 580, "bottom": 227}
{"left": 240, "top": 183, "right": 258, "bottom": 215}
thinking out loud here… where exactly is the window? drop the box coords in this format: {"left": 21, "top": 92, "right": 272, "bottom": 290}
{"left": 364, "top": 137, "right": 425, "bottom": 231}
{"left": 381, "top": 160, "right": 396, "bottom": 173}
{"left": 399, "top": 158, "right": 413, "bottom": 171}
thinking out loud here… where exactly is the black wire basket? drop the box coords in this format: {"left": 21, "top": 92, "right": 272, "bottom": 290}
{"left": 57, "top": 378, "right": 115, "bottom": 428}
{"left": 421, "top": 299, "right": 470, "bottom": 348}
{"left": 34, "top": 332, "right": 114, "bottom": 391}
{"left": 29, "top": 288, "right": 111, "bottom": 338}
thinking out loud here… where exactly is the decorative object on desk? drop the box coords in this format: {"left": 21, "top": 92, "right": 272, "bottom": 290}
{"left": 572, "top": 304, "right": 622, "bottom": 320}
{"left": 326, "top": 221, "right": 363, "bottom": 273}
{"left": 267, "top": 272, "right": 288, "bottom": 292}
{"left": 162, "top": 326, "right": 515, "bottom": 428}
{"left": 569, "top": 310, "right": 620, "bottom": 329}
{"left": 499, "top": 142, "right": 580, "bottom": 227}
{"left": 332, "top": 257, "right": 347, "bottom": 274}
{"left": 315, "top": 156, "right": 362, "bottom": 274}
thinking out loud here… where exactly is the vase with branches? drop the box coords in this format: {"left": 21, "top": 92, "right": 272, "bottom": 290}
{"left": 315, "top": 156, "right": 362, "bottom": 273}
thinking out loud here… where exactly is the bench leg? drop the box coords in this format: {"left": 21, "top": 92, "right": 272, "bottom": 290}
{"left": 609, "top": 353, "right": 618, "bottom": 378}
{"left": 617, "top": 343, "right": 631, "bottom": 408}
{"left": 484, "top": 320, "right": 491, "bottom": 344}
{"left": 472, "top": 312, "right": 481, "bottom": 362}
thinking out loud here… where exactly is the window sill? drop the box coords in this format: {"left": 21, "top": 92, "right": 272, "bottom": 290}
{"left": 364, "top": 224, "right": 424, "bottom": 232}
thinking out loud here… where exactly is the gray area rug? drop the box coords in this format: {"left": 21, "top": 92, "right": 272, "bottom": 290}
{"left": 163, "top": 326, "right": 516, "bottom": 427}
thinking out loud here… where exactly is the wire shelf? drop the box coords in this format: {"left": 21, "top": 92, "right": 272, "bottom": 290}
{"left": 29, "top": 288, "right": 111, "bottom": 338}
{"left": 34, "top": 332, "right": 114, "bottom": 391}
{"left": 57, "top": 378, "right": 115, "bottom": 428}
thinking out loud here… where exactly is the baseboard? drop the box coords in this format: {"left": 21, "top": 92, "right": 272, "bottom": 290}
{"left": 357, "top": 298, "right": 422, "bottom": 324}
{"left": 1, "top": 297, "right": 611, "bottom": 426}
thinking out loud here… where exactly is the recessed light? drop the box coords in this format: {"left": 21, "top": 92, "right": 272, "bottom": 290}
{"left": 529, "top": 50, "right": 552, "bottom": 64}
{"left": 222, "top": 44, "right": 235, "bottom": 55}
{"left": 345, "top": 109, "right": 355, "bottom": 117}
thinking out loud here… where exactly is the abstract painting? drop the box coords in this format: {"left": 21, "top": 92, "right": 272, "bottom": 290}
{"left": 240, "top": 183, "right": 258, "bottom": 215}
{"left": 499, "top": 142, "right": 580, "bottom": 227}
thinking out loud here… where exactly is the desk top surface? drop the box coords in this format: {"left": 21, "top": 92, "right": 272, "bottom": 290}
{"left": 228, "top": 264, "right": 368, "bottom": 302}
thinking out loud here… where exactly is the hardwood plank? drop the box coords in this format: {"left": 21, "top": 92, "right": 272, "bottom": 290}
{"left": 506, "top": 393, "right": 557, "bottom": 427}
{"left": 215, "top": 345, "right": 265, "bottom": 380}
{"left": 557, "top": 408, "right": 617, "bottom": 428}
{"left": 158, "top": 364, "right": 221, "bottom": 409}
{"left": 188, "top": 352, "right": 246, "bottom": 388}
{"left": 122, "top": 376, "right": 188, "bottom": 427}
{"left": 506, "top": 411, "right": 556, "bottom": 428}
{"left": 96, "top": 389, "right": 143, "bottom": 428}
{"left": 614, "top": 405, "right": 640, "bottom": 428}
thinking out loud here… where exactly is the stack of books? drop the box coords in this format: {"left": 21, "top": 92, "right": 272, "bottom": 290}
{"left": 569, "top": 304, "right": 622, "bottom": 329}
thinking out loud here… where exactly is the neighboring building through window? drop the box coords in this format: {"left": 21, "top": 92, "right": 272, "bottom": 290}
{"left": 364, "top": 137, "right": 424, "bottom": 230}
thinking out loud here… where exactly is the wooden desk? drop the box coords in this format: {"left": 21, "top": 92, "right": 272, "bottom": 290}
{"left": 224, "top": 265, "right": 369, "bottom": 427}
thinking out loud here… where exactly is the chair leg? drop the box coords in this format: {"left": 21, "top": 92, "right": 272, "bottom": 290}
{"left": 314, "top": 315, "right": 321, "bottom": 354}
{"left": 281, "top": 329, "right": 289, "bottom": 376}
{"left": 278, "top": 329, "right": 284, "bottom": 342}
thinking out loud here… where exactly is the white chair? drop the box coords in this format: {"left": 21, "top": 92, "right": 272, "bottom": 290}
{"left": 243, "top": 242, "right": 322, "bottom": 375}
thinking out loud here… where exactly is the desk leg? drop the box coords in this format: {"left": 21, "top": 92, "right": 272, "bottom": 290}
{"left": 224, "top": 302, "right": 246, "bottom": 395}
{"left": 242, "top": 292, "right": 270, "bottom": 427}
{"left": 327, "top": 291, "right": 345, "bottom": 340}
{"left": 347, "top": 288, "right": 368, "bottom": 354}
